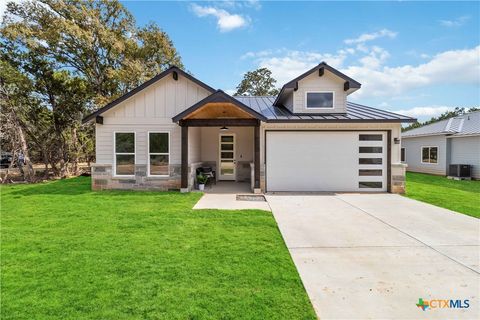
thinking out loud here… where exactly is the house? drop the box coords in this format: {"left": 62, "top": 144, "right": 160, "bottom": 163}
{"left": 401, "top": 111, "right": 480, "bottom": 179}
{"left": 82, "top": 62, "right": 416, "bottom": 193}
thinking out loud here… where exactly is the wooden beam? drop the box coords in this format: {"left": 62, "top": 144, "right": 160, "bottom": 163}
{"left": 95, "top": 116, "right": 103, "bottom": 124}
{"left": 319, "top": 67, "right": 324, "bottom": 77}
{"left": 387, "top": 130, "right": 392, "bottom": 193}
{"left": 254, "top": 125, "right": 260, "bottom": 189}
{"left": 181, "top": 126, "right": 188, "bottom": 189}
{"left": 293, "top": 81, "right": 298, "bottom": 91}
{"left": 179, "top": 119, "right": 260, "bottom": 127}
{"left": 172, "top": 71, "right": 178, "bottom": 81}
{"left": 344, "top": 81, "right": 350, "bottom": 91}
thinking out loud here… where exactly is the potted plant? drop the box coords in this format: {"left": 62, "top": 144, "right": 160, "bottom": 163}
{"left": 197, "top": 174, "right": 208, "bottom": 191}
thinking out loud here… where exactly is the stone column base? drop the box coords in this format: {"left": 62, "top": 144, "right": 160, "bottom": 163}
{"left": 391, "top": 163, "right": 407, "bottom": 194}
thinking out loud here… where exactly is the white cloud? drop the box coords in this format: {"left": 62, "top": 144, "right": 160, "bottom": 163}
{"left": 390, "top": 106, "right": 455, "bottom": 118}
{"left": 191, "top": 4, "right": 249, "bottom": 32}
{"left": 346, "top": 45, "right": 480, "bottom": 98}
{"left": 251, "top": 49, "right": 348, "bottom": 85}
{"left": 358, "top": 46, "right": 390, "bottom": 69}
{"left": 344, "top": 29, "right": 397, "bottom": 45}
{"left": 440, "top": 16, "right": 470, "bottom": 27}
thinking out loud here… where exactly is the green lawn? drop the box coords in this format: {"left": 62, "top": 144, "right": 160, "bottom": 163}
{"left": 1, "top": 177, "right": 315, "bottom": 319}
{"left": 405, "top": 172, "right": 480, "bottom": 218}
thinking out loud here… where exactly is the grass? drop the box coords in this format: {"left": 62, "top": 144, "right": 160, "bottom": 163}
{"left": 0, "top": 177, "right": 316, "bottom": 319}
{"left": 405, "top": 172, "right": 480, "bottom": 218}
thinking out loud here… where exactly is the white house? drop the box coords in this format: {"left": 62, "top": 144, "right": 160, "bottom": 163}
{"left": 83, "top": 63, "right": 416, "bottom": 193}
{"left": 401, "top": 111, "right": 480, "bottom": 179}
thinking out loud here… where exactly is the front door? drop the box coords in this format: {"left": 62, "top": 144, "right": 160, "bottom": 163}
{"left": 219, "top": 134, "right": 236, "bottom": 180}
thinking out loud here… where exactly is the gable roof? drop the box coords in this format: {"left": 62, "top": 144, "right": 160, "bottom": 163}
{"left": 172, "top": 90, "right": 268, "bottom": 122}
{"left": 82, "top": 66, "right": 215, "bottom": 123}
{"left": 402, "top": 111, "right": 480, "bottom": 138}
{"left": 273, "top": 62, "right": 362, "bottom": 106}
{"left": 234, "top": 96, "right": 416, "bottom": 123}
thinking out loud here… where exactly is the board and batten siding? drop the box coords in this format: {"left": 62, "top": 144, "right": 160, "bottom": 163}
{"left": 293, "top": 70, "right": 347, "bottom": 114}
{"left": 449, "top": 136, "right": 480, "bottom": 179}
{"left": 402, "top": 135, "right": 447, "bottom": 175}
{"left": 95, "top": 74, "right": 211, "bottom": 166}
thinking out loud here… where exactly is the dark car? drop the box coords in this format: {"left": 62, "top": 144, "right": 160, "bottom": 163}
{"left": 0, "top": 152, "right": 13, "bottom": 168}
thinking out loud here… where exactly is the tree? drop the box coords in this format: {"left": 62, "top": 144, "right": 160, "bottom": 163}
{"left": 402, "top": 107, "right": 480, "bottom": 132}
{"left": 235, "top": 67, "right": 279, "bottom": 96}
{"left": 1, "top": 0, "right": 183, "bottom": 179}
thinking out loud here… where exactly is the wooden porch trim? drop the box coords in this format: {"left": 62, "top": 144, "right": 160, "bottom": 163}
{"left": 254, "top": 125, "right": 260, "bottom": 189}
{"left": 179, "top": 119, "right": 260, "bottom": 127}
{"left": 181, "top": 126, "right": 188, "bottom": 189}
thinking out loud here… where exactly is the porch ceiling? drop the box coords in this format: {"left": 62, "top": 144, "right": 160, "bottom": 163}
{"left": 172, "top": 89, "right": 268, "bottom": 122}
{"left": 184, "top": 102, "right": 255, "bottom": 120}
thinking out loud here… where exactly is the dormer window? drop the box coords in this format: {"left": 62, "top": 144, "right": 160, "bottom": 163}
{"left": 306, "top": 91, "right": 334, "bottom": 109}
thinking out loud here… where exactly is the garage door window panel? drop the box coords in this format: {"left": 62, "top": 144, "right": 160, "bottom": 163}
{"left": 359, "top": 158, "right": 383, "bottom": 165}
{"left": 359, "top": 181, "right": 383, "bottom": 188}
{"left": 359, "top": 134, "right": 383, "bottom": 141}
{"left": 359, "top": 146, "right": 383, "bottom": 153}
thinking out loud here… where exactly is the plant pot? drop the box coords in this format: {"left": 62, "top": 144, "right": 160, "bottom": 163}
{"left": 198, "top": 184, "right": 205, "bottom": 191}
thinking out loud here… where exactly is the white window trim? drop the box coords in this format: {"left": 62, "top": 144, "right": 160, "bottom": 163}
{"left": 421, "top": 146, "right": 438, "bottom": 164}
{"left": 147, "top": 131, "right": 170, "bottom": 177}
{"left": 113, "top": 131, "right": 136, "bottom": 177}
{"left": 401, "top": 147, "right": 406, "bottom": 163}
{"left": 304, "top": 91, "right": 335, "bottom": 109}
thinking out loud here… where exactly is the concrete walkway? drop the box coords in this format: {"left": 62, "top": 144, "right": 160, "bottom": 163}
{"left": 266, "top": 194, "right": 480, "bottom": 319}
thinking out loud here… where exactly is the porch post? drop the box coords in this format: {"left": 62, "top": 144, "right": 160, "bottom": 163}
{"left": 181, "top": 125, "right": 189, "bottom": 192}
{"left": 254, "top": 123, "right": 260, "bottom": 191}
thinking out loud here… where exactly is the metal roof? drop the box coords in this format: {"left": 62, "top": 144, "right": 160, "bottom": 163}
{"left": 233, "top": 96, "right": 416, "bottom": 123}
{"left": 402, "top": 111, "right": 480, "bottom": 138}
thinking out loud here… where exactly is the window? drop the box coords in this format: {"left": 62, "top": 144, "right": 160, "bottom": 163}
{"left": 359, "top": 181, "right": 383, "bottom": 189}
{"left": 306, "top": 92, "right": 334, "bottom": 108}
{"left": 359, "top": 146, "right": 383, "bottom": 153}
{"left": 359, "top": 134, "right": 383, "bottom": 141}
{"left": 421, "top": 146, "right": 438, "bottom": 164}
{"left": 115, "top": 132, "right": 135, "bottom": 176}
{"left": 359, "top": 158, "right": 382, "bottom": 165}
{"left": 359, "top": 169, "right": 383, "bottom": 176}
{"left": 401, "top": 148, "right": 406, "bottom": 162}
{"left": 149, "top": 132, "right": 169, "bottom": 176}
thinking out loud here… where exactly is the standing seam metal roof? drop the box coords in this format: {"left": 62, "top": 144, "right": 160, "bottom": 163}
{"left": 402, "top": 111, "right": 480, "bottom": 137}
{"left": 233, "top": 96, "right": 416, "bottom": 122}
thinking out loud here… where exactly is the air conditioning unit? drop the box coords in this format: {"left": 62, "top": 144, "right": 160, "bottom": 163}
{"left": 448, "top": 164, "right": 471, "bottom": 178}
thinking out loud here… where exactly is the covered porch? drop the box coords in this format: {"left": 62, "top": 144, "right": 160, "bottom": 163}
{"left": 172, "top": 90, "right": 266, "bottom": 193}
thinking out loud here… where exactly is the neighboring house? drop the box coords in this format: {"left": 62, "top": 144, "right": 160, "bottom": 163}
{"left": 83, "top": 62, "right": 415, "bottom": 193}
{"left": 401, "top": 111, "right": 480, "bottom": 179}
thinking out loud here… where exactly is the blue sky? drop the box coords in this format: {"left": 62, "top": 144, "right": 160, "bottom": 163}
{"left": 121, "top": 0, "right": 479, "bottom": 121}
{"left": 1, "top": 1, "right": 477, "bottom": 121}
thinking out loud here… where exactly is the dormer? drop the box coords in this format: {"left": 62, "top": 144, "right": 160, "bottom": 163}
{"left": 273, "top": 62, "right": 361, "bottom": 114}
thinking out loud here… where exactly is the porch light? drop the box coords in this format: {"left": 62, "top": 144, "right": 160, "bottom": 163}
{"left": 220, "top": 126, "right": 229, "bottom": 131}
{"left": 394, "top": 138, "right": 400, "bottom": 144}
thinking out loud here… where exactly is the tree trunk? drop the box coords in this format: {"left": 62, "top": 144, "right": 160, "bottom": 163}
{"left": 10, "top": 109, "right": 35, "bottom": 182}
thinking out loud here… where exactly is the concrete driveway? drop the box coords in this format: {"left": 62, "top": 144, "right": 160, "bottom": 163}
{"left": 266, "top": 194, "right": 480, "bottom": 319}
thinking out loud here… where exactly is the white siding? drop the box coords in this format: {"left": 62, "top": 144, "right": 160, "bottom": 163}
{"left": 293, "top": 70, "right": 347, "bottom": 114}
{"left": 189, "top": 127, "right": 201, "bottom": 164}
{"left": 449, "top": 136, "right": 480, "bottom": 179}
{"left": 95, "top": 74, "right": 211, "bottom": 165}
{"left": 402, "top": 135, "right": 447, "bottom": 175}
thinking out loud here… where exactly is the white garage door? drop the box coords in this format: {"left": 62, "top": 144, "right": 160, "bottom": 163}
{"left": 266, "top": 131, "right": 387, "bottom": 192}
